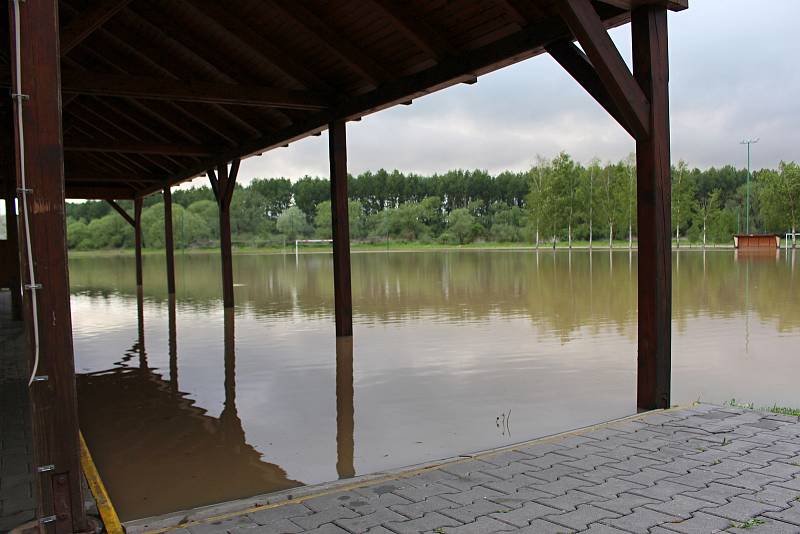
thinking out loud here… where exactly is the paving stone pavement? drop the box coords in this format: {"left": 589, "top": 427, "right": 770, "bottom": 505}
{"left": 127, "top": 403, "right": 800, "bottom": 534}
{"left": 0, "top": 291, "right": 36, "bottom": 532}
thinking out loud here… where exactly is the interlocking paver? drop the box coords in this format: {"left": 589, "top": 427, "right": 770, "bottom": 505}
{"left": 488, "top": 501, "right": 560, "bottom": 527}
{"left": 702, "top": 495, "right": 781, "bottom": 523}
{"left": 601, "top": 507, "right": 678, "bottom": 531}
{"left": 382, "top": 511, "right": 461, "bottom": 533}
{"left": 117, "top": 404, "right": 800, "bottom": 534}
{"left": 765, "top": 503, "right": 800, "bottom": 527}
{"left": 441, "top": 516, "right": 515, "bottom": 534}
{"left": 643, "top": 495, "right": 716, "bottom": 519}
{"left": 649, "top": 511, "right": 731, "bottom": 533}
{"left": 545, "top": 504, "right": 620, "bottom": 531}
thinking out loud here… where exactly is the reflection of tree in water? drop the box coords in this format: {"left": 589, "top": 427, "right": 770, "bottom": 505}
{"left": 69, "top": 250, "right": 800, "bottom": 341}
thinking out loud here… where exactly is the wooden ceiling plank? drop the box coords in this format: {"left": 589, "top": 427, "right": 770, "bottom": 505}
{"left": 61, "top": 0, "right": 132, "bottom": 55}
{"left": 267, "top": 0, "right": 392, "bottom": 87}
{"left": 176, "top": 0, "right": 332, "bottom": 91}
{"left": 365, "top": 0, "right": 457, "bottom": 61}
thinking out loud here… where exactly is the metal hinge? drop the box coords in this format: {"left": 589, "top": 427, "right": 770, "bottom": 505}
{"left": 36, "top": 464, "right": 55, "bottom": 473}
{"left": 31, "top": 375, "right": 48, "bottom": 382}
{"left": 24, "top": 283, "right": 42, "bottom": 290}
{"left": 39, "top": 515, "right": 57, "bottom": 524}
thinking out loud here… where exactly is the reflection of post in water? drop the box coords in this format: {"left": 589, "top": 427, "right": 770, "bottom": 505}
{"left": 336, "top": 337, "right": 355, "bottom": 479}
{"left": 168, "top": 294, "right": 178, "bottom": 392}
{"left": 136, "top": 287, "right": 147, "bottom": 370}
{"left": 220, "top": 308, "right": 243, "bottom": 440}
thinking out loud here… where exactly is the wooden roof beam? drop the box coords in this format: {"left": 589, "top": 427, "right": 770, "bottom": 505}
{"left": 559, "top": 0, "right": 650, "bottom": 140}
{"left": 52, "top": 72, "right": 332, "bottom": 110}
{"left": 66, "top": 186, "right": 137, "bottom": 200}
{"left": 366, "top": 0, "right": 456, "bottom": 61}
{"left": 61, "top": 0, "right": 132, "bottom": 55}
{"left": 596, "top": 0, "right": 688, "bottom": 12}
{"left": 65, "top": 141, "right": 214, "bottom": 157}
{"left": 545, "top": 39, "right": 635, "bottom": 138}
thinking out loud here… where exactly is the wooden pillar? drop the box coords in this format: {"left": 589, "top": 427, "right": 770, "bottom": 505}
{"left": 633, "top": 5, "right": 671, "bottom": 410}
{"left": 209, "top": 160, "right": 239, "bottom": 309}
{"left": 336, "top": 337, "right": 355, "bottom": 479}
{"left": 329, "top": 120, "right": 353, "bottom": 337}
{"left": 134, "top": 197, "right": 143, "bottom": 289}
{"left": 8, "top": 0, "right": 88, "bottom": 530}
{"left": 163, "top": 186, "right": 176, "bottom": 295}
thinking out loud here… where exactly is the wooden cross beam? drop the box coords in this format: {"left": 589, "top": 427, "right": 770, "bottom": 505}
{"left": 107, "top": 199, "right": 135, "bottom": 226}
{"left": 558, "top": 0, "right": 651, "bottom": 140}
{"left": 545, "top": 39, "right": 636, "bottom": 138}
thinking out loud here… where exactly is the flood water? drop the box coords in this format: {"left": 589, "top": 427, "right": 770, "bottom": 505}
{"left": 69, "top": 249, "right": 800, "bottom": 521}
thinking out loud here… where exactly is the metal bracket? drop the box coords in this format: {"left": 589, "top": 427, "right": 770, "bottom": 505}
{"left": 36, "top": 464, "right": 55, "bottom": 473}
{"left": 39, "top": 515, "right": 57, "bottom": 524}
{"left": 31, "top": 375, "right": 48, "bottom": 382}
{"left": 24, "top": 283, "right": 42, "bottom": 290}
{"left": 11, "top": 92, "right": 29, "bottom": 101}
{"left": 17, "top": 187, "right": 32, "bottom": 194}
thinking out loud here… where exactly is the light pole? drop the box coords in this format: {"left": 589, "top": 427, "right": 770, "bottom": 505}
{"left": 740, "top": 138, "right": 759, "bottom": 234}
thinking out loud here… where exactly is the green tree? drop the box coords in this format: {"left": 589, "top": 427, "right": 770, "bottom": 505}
{"left": 697, "top": 189, "right": 721, "bottom": 248}
{"left": 672, "top": 160, "right": 697, "bottom": 247}
{"left": 759, "top": 161, "right": 800, "bottom": 247}
{"left": 447, "top": 208, "right": 475, "bottom": 244}
{"left": 276, "top": 206, "right": 310, "bottom": 241}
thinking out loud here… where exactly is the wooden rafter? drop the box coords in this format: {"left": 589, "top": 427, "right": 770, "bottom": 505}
{"left": 61, "top": 0, "right": 132, "bottom": 55}
{"left": 176, "top": 0, "right": 332, "bottom": 91}
{"left": 51, "top": 71, "right": 332, "bottom": 109}
{"left": 598, "top": 0, "right": 687, "bottom": 11}
{"left": 559, "top": 0, "right": 650, "bottom": 140}
{"left": 66, "top": 141, "right": 214, "bottom": 156}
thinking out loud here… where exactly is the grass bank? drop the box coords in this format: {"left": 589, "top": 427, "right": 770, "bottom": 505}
{"left": 67, "top": 240, "right": 736, "bottom": 258}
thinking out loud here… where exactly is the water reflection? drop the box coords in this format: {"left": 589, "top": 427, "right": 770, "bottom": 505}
{"left": 70, "top": 249, "right": 800, "bottom": 521}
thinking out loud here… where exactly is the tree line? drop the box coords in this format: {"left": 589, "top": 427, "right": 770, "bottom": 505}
{"left": 65, "top": 154, "right": 800, "bottom": 250}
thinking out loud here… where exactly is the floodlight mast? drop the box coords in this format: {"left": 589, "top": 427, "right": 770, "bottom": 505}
{"left": 740, "top": 138, "right": 759, "bottom": 234}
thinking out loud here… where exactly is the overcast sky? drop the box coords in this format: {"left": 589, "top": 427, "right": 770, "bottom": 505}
{"left": 202, "top": 0, "right": 800, "bottom": 186}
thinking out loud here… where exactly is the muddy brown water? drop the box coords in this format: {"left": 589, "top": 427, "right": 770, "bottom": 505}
{"left": 69, "top": 249, "right": 800, "bottom": 521}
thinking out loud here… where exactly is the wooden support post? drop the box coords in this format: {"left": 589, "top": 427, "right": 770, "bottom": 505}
{"left": 134, "top": 197, "right": 143, "bottom": 289}
{"left": 7, "top": 0, "right": 88, "bottom": 530}
{"left": 328, "top": 120, "right": 353, "bottom": 337}
{"left": 208, "top": 160, "right": 239, "bottom": 308}
{"left": 336, "top": 337, "right": 355, "bottom": 479}
{"left": 633, "top": 5, "right": 671, "bottom": 410}
{"left": 163, "top": 186, "right": 176, "bottom": 295}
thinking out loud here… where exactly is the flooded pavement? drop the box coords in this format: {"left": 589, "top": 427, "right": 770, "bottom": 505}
{"left": 68, "top": 249, "right": 800, "bottom": 521}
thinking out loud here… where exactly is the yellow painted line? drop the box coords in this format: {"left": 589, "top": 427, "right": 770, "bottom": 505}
{"left": 144, "top": 404, "right": 695, "bottom": 534}
{"left": 79, "top": 432, "right": 124, "bottom": 534}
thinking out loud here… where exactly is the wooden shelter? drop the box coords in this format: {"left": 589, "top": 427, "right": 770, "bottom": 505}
{"left": 734, "top": 234, "right": 781, "bottom": 249}
{"left": 0, "top": 0, "right": 686, "bottom": 531}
